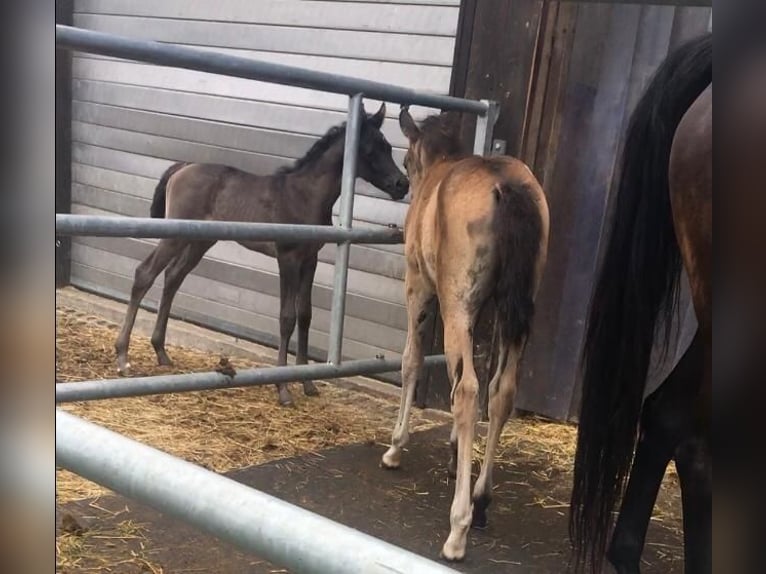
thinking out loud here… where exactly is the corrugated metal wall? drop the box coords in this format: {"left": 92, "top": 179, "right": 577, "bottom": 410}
{"left": 68, "top": 0, "right": 460, "bottom": 376}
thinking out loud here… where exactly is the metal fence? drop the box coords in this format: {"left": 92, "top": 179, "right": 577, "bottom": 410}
{"left": 55, "top": 24, "right": 497, "bottom": 573}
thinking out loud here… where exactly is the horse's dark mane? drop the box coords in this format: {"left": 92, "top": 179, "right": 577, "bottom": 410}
{"left": 418, "top": 114, "right": 465, "bottom": 159}
{"left": 278, "top": 123, "right": 348, "bottom": 175}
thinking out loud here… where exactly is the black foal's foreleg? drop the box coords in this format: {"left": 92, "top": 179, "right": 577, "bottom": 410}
{"left": 608, "top": 335, "right": 703, "bottom": 574}
{"left": 296, "top": 255, "right": 319, "bottom": 397}
{"left": 275, "top": 254, "right": 301, "bottom": 406}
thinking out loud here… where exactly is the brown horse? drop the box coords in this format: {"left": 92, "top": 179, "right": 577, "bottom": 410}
{"left": 381, "top": 109, "right": 549, "bottom": 561}
{"left": 569, "top": 34, "right": 712, "bottom": 573}
{"left": 114, "top": 103, "right": 408, "bottom": 407}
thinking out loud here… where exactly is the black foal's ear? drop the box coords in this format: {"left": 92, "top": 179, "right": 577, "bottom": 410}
{"left": 399, "top": 106, "right": 420, "bottom": 142}
{"left": 369, "top": 102, "right": 386, "bottom": 129}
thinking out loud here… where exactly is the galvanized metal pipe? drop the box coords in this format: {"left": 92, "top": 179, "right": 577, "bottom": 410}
{"left": 56, "top": 214, "right": 403, "bottom": 244}
{"left": 55, "top": 355, "right": 446, "bottom": 403}
{"left": 56, "top": 410, "right": 460, "bottom": 574}
{"left": 327, "top": 95, "right": 364, "bottom": 365}
{"left": 472, "top": 99, "right": 500, "bottom": 156}
{"left": 56, "top": 25, "right": 488, "bottom": 115}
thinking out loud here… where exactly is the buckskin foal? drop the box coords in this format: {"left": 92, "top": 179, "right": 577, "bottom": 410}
{"left": 381, "top": 109, "right": 549, "bottom": 561}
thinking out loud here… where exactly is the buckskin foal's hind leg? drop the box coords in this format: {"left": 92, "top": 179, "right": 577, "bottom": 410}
{"left": 608, "top": 334, "right": 703, "bottom": 574}
{"left": 381, "top": 266, "right": 434, "bottom": 469}
{"left": 274, "top": 252, "right": 301, "bottom": 406}
{"left": 295, "top": 254, "right": 320, "bottom": 397}
{"left": 150, "top": 241, "right": 213, "bottom": 366}
{"left": 471, "top": 339, "right": 519, "bottom": 529}
{"left": 440, "top": 304, "right": 480, "bottom": 562}
{"left": 114, "top": 239, "right": 183, "bottom": 375}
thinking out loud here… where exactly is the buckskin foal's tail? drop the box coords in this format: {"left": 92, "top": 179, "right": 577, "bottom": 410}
{"left": 150, "top": 162, "right": 188, "bottom": 218}
{"left": 569, "top": 33, "right": 712, "bottom": 573}
{"left": 492, "top": 182, "right": 544, "bottom": 350}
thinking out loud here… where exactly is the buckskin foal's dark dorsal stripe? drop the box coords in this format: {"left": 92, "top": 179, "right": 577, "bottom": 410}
{"left": 277, "top": 124, "right": 347, "bottom": 175}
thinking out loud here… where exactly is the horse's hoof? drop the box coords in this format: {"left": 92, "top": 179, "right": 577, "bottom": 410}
{"left": 440, "top": 544, "right": 466, "bottom": 563}
{"left": 471, "top": 511, "right": 488, "bottom": 530}
{"left": 380, "top": 459, "right": 401, "bottom": 471}
{"left": 278, "top": 390, "right": 295, "bottom": 408}
{"left": 302, "top": 381, "right": 320, "bottom": 397}
{"left": 380, "top": 449, "right": 401, "bottom": 470}
{"left": 157, "top": 355, "right": 174, "bottom": 367}
{"left": 117, "top": 362, "right": 131, "bottom": 377}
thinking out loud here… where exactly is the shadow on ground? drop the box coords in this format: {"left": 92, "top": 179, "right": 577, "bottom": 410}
{"left": 57, "top": 425, "right": 683, "bottom": 573}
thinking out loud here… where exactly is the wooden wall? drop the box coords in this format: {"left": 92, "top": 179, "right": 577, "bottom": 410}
{"left": 427, "top": 0, "right": 712, "bottom": 420}
{"left": 66, "top": 0, "right": 461, "bottom": 378}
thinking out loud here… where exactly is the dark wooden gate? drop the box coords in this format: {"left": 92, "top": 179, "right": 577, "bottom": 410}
{"left": 418, "top": 0, "right": 712, "bottom": 421}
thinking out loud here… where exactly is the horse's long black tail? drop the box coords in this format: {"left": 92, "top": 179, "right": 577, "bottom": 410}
{"left": 150, "top": 162, "right": 188, "bottom": 218}
{"left": 569, "top": 33, "right": 711, "bottom": 573}
{"left": 492, "top": 182, "right": 544, "bottom": 351}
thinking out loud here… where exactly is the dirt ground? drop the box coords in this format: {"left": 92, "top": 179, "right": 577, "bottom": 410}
{"left": 55, "top": 302, "right": 684, "bottom": 573}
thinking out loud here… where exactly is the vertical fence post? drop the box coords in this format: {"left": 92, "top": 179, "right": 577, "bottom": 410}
{"left": 472, "top": 99, "right": 500, "bottom": 156}
{"left": 327, "top": 93, "right": 364, "bottom": 365}
{"left": 55, "top": 0, "right": 73, "bottom": 287}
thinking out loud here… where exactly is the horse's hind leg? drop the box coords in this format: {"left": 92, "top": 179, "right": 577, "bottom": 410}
{"left": 675, "top": 430, "right": 712, "bottom": 574}
{"left": 471, "top": 340, "right": 519, "bottom": 529}
{"left": 150, "top": 241, "right": 213, "bottom": 366}
{"left": 381, "top": 267, "right": 433, "bottom": 469}
{"left": 441, "top": 306, "right": 480, "bottom": 562}
{"left": 115, "top": 239, "right": 181, "bottom": 375}
{"left": 608, "top": 334, "right": 703, "bottom": 574}
{"left": 295, "top": 254, "right": 319, "bottom": 397}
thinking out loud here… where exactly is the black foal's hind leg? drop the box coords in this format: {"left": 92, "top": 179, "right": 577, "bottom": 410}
{"left": 115, "top": 239, "right": 182, "bottom": 375}
{"left": 151, "top": 241, "right": 213, "bottom": 366}
{"left": 296, "top": 255, "right": 319, "bottom": 397}
{"left": 275, "top": 253, "right": 301, "bottom": 407}
{"left": 608, "top": 335, "right": 703, "bottom": 574}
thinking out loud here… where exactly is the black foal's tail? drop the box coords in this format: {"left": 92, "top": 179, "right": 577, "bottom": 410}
{"left": 150, "top": 162, "right": 188, "bottom": 218}
{"left": 492, "top": 182, "right": 544, "bottom": 350}
{"left": 569, "top": 33, "right": 712, "bottom": 573}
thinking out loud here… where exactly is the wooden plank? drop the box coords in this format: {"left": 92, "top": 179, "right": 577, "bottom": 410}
{"left": 74, "top": 0, "right": 459, "bottom": 37}
{"left": 56, "top": 0, "right": 74, "bottom": 287}
{"left": 70, "top": 241, "right": 407, "bottom": 353}
{"left": 622, "top": 5, "right": 675, "bottom": 119}
{"left": 73, "top": 14, "right": 456, "bottom": 66}
{"left": 463, "top": 0, "right": 544, "bottom": 157}
{"left": 669, "top": 6, "right": 713, "bottom": 48}
{"left": 448, "top": 0, "right": 478, "bottom": 99}
{"left": 517, "top": 3, "right": 644, "bottom": 420}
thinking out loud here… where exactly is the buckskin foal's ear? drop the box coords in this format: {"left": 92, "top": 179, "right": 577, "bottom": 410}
{"left": 369, "top": 102, "right": 386, "bottom": 129}
{"left": 399, "top": 106, "right": 420, "bottom": 142}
